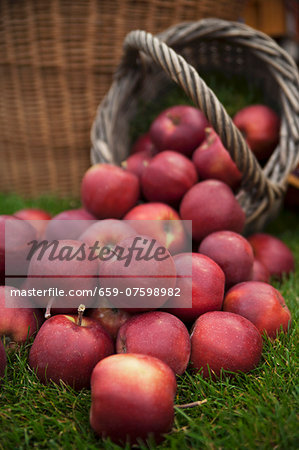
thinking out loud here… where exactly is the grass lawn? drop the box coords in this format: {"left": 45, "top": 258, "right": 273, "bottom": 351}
{"left": 0, "top": 193, "right": 298, "bottom": 449}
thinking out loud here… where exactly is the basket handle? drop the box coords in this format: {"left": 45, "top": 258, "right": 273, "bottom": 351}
{"left": 119, "top": 29, "right": 282, "bottom": 221}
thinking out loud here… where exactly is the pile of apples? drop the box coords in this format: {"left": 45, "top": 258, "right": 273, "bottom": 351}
{"left": 0, "top": 103, "right": 295, "bottom": 445}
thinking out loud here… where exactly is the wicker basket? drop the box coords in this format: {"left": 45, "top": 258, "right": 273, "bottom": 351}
{"left": 91, "top": 19, "right": 299, "bottom": 233}
{"left": 0, "top": 0, "right": 246, "bottom": 198}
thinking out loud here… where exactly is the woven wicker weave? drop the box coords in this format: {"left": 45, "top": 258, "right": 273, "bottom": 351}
{"left": 91, "top": 19, "right": 299, "bottom": 233}
{"left": 0, "top": 0, "right": 245, "bottom": 198}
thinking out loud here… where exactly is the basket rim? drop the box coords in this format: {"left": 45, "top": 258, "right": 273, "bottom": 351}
{"left": 91, "top": 18, "right": 299, "bottom": 230}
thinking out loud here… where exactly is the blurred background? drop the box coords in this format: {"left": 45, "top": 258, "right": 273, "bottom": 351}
{"left": 0, "top": 0, "right": 298, "bottom": 198}
{"left": 244, "top": 0, "right": 299, "bottom": 61}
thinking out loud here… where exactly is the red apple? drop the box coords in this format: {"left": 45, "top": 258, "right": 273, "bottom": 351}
{"left": 198, "top": 231, "right": 254, "bottom": 289}
{"left": 26, "top": 239, "right": 99, "bottom": 313}
{"left": 180, "top": 180, "right": 245, "bottom": 242}
{"left": 90, "top": 353, "right": 176, "bottom": 443}
{"left": 89, "top": 298, "right": 131, "bottom": 340}
{"left": 192, "top": 128, "right": 242, "bottom": 190}
{"left": 122, "top": 150, "right": 152, "bottom": 179}
{"left": 79, "top": 219, "right": 135, "bottom": 254}
{"left": 251, "top": 259, "right": 270, "bottom": 283}
{"left": 99, "top": 234, "right": 177, "bottom": 311}
{"left": 14, "top": 208, "right": 52, "bottom": 239}
{"left": 0, "top": 285, "right": 43, "bottom": 345}
{"left": 141, "top": 151, "right": 198, "bottom": 206}
{"left": 29, "top": 312, "right": 114, "bottom": 390}
{"left": 124, "top": 202, "right": 188, "bottom": 254}
{"left": 223, "top": 281, "right": 291, "bottom": 338}
{"left": 165, "top": 252, "right": 225, "bottom": 323}
{"left": 233, "top": 105, "right": 280, "bottom": 160}
{"left": 190, "top": 311, "right": 262, "bottom": 377}
{"left": 44, "top": 208, "right": 96, "bottom": 241}
{"left": 81, "top": 164, "right": 140, "bottom": 219}
{"left": 0, "top": 215, "right": 37, "bottom": 284}
{"left": 116, "top": 311, "right": 190, "bottom": 375}
{"left": 149, "top": 105, "right": 209, "bottom": 157}
{"left": 130, "top": 132, "right": 157, "bottom": 155}
{"left": 248, "top": 233, "right": 295, "bottom": 279}
{"left": 79, "top": 220, "right": 136, "bottom": 288}
{"left": 0, "top": 340, "right": 6, "bottom": 379}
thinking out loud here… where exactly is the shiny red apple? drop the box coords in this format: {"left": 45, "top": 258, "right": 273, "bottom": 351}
{"left": 190, "top": 311, "right": 262, "bottom": 377}
{"left": 116, "top": 311, "right": 191, "bottom": 374}
{"left": 165, "top": 252, "right": 225, "bottom": 323}
{"left": 44, "top": 208, "right": 96, "bottom": 241}
{"left": 248, "top": 233, "right": 295, "bottom": 279}
{"left": 29, "top": 313, "right": 114, "bottom": 389}
{"left": 124, "top": 202, "right": 188, "bottom": 254}
{"left": 223, "top": 281, "right": 291, "bottom": 338}
{"left": 14, "top": 208, "right": 52, "bottom": 239}
{"left": 141, "top": 150, "right": 198, "bottom": 206}
{"left": 149, "top": 105, "right": 209, "bottom": 157}
{"left": 99, "top": 234, "right": 177, "bottom": 312}
{"left": 233, "top": 104, "right": 280, "bottom": 160}
{"left": 0, "top": 285, "right": 43, "bottom": 345}
{"left": 122, "top": 150, "right": 152, "bottom": 179}
{"left": 90, "top": 353, "right": 176, "bottom": 443}
{"left": 130, "top": 132, "right": 157, "bottom": 155}
{"left": 81, "top": 164, "right": 140, "bottom": 219}
{"left": 192, "top": 128, "right": 242, "bottom": 190}
{"left": 180, "top": 180, "right": 245, "bottom": 242}
{"left": 198, "top": 230, "right": 254, "bottom": 289}
{"left": 88, "top": 298, "right": 131, "bottom": 340}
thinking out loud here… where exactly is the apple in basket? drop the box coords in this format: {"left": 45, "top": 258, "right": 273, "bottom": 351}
{"left": 233, "top": 104, "right": 280, "bottom": 161}
{"left": 149, "top": 105, "right": 209, "bottom": 157}
{"left": 192, "top": 128, "right": 242, "bottom": 190}
{"left": 122, "top": 150, "right": 153, "bottom": 180}
{"left": 130, "top": 132, "right": 157, "bottom": 155}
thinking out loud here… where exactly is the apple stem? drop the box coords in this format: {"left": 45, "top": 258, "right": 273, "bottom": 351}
{"left": 45, "top": 297, "right": 55, "bottom": 319}
{"left": 175, "top": 399, "right": 207, "bottom": 409}
{"left": 77, "top": 304, "right": 86, "bottom": 326}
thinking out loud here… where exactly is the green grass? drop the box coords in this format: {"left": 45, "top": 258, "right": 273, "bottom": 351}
{"left": 0, "top": 194, "right": 298, "bottom": 449}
